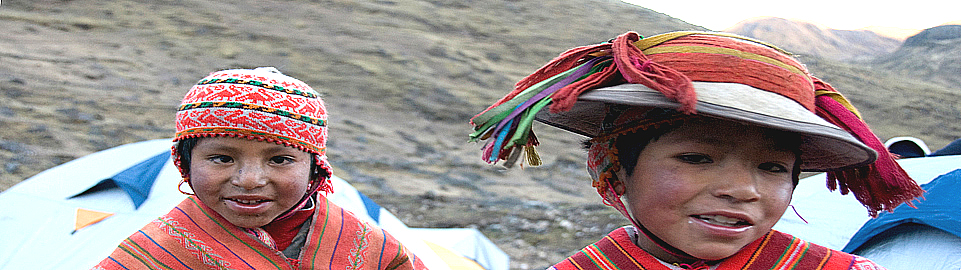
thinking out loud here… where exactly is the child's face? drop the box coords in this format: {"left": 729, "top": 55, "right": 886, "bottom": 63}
{"left": 619, "top": 118, "right": 796, "bottom": 261}
{"left": 189, "top": 137, "right": 312, "bottom": 228}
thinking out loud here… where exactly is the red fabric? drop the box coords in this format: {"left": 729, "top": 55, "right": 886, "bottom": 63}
{"left": 654, "top": 35, "right": 805, "bottom": 74}
{"left": 94, "top": 196, "right": 427, "bottom": 270}
{"left": 262, "top": 206, "right": 314, "bottom": 251}
{"left": 547, "top": 58, "right": 619, "bottom": 113}
{"left": 643, "top": 35, "right": 813, "bottom": 111}
{"left": 174, "top": 68, "right": 334, "bottom": 195}
{"left": 646, "top": 56, "right": 813, "bottom": 111}
{"left": 541, "top": 32, "right": 698, "bottom": 114}
{"left": 813, "top": 79, "right": 924, "bottom": 216}
{"left": 549, "top": 228, "right": 867, "bottom": 270}
{"left": 472, "top": 31, "right": 818, "bottom": 124}
{"left": 607, "top": 32, "right": 695, "bottom": 114}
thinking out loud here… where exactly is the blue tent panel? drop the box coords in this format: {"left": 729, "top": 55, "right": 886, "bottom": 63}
{"left": 843, "top": 168, "right": 961, "bottom": 252}
{"left": 359, "top": 193, "right": 382, "bottom": 223}
{"left": 70, "top": 151, "right": 170, "bottom": 209}
{"left": 930, "top": 138, "right": 961, "bottom": 156}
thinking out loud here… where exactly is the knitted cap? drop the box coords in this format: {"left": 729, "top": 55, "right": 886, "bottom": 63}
{"left": 173, "top": 67, "right": 332, "bottom": 193}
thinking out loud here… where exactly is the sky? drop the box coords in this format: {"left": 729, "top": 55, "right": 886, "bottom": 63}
{"left": 622, "top": 0, "right": 961, "bottom": 31}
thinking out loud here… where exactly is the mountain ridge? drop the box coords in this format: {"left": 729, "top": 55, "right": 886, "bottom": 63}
{"left": 724, "top": 17, "right": 901, "bottom": 61}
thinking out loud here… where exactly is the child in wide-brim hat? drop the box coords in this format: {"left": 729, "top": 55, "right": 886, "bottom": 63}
{"left": 470, "top": 31, "right": 923, "bottom": 269}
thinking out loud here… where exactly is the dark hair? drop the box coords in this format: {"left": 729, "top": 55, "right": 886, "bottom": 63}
{"left": 587, "top": 118, "right": 803, "bottom": 186}
{"left": 175, "top": 137, "right": 328, "bottom": 182}
{"left": 613, "top": 123, "right": 678, "bottom": 177}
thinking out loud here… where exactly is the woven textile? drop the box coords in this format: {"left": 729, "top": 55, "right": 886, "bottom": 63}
{"left": 549, "top": 228, "right": 886, "bottom": 270}
{"left": 174, "top": 67, "right": 333, "bottom": 193}
{"left": 93, "top": 196, "right": 426, "bottom": 270}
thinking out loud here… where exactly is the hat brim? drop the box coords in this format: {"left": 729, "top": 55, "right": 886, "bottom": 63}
{"left": 534, "top": 82, "right": 877, "bottom": 171}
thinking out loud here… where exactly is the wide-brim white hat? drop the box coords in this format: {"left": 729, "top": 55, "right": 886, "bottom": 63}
{"left": 535, "top": 81, "right": 878, "bottom": 171}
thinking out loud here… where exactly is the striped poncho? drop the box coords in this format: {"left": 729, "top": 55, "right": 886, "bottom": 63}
{"left": 93, "top": 195, "right": 425, "bottom": 270}
{"left": 550, "top": 227, "right": 887, "bottom": 270}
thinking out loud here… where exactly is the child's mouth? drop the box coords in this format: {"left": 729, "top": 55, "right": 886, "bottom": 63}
{"left": 227, "top": 198, "right": 270, "bottom": 205}
{"left": 692, "top": 215, "right": 752, "bottom": 227}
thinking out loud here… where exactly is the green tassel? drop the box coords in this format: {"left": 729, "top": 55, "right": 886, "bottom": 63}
{"left": 470, "top": 63, "right": 587, "bottom": 127}
{"left": 502, "top": 97, "right": 552, "bottom": 150}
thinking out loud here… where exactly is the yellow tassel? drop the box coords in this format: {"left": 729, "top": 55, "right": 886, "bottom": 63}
{"left": 525, "top": 145, "right": 542, "bottom": 166}
{"left": 815, "top": 89, "right": 863, "bottom": 119}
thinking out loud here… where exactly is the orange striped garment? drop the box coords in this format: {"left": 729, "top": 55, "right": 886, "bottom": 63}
{"left": 93, "top": 196, "right": 425, "bottom": 270}
{"left": 550, "top": 227, "right": 886, "bottom": 270}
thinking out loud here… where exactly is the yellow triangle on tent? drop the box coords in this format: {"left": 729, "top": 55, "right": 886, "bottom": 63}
{"left": 423, "top": 240, "right": 486, "bottom": 270}
{"left": 73, "top": 208, "right": 114, "bottom": 234}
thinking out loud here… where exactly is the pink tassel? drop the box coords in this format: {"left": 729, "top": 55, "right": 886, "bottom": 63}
{"left": 481, "top": 140, "right": 495, "bottom": 163}
{"left": 813, "top": 79, "right": 923, "bottom": 216}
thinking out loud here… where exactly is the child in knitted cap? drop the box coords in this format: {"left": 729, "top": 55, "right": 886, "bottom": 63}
{"left": 95, "top": 67, "right": 426, "bottom": 269}
{"left": 470, "top": 32, "right": 923, "bottom": 269}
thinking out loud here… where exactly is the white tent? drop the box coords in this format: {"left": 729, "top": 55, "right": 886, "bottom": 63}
{"left": 410, "top": 228, "right": 509, "bottom": 270}
{"left": 852, "top": 223, "right": 961, "bottom": 269}
{"left": 0, "top": 139, "right": 508, "bottom": 270}
{"left": 773, "top": 154, "right": 961, "bottom": 269}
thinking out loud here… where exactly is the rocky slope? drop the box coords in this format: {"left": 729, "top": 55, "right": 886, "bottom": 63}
{"left": 1, "top": 1, "right": 959, "bottom": 269}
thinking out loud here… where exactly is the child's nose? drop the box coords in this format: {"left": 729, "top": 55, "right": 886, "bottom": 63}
{"left": 232, "top": 164, "right": 267, "bottom": 190}
{"left": 712, "top": 164, "right": 761, "bottom": 203}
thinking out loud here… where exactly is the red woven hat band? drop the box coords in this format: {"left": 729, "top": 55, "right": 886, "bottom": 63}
{"left": 470, "top": 31, "right": 815, "bottom": 125}
{"left": 634, "top": 33, "right": 815, "bottom": 111}
{"left": 173, "top": 67, "right": 333, "bottom": 194}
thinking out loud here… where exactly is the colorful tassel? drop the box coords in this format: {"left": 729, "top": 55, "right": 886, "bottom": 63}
{"left": 470, "top": 57, "right": 612, "bottom": 166}
{"left": 470, "top": 32, "right": 706, "bottom": 166}
{"left": 812, "top": 78, "right": 924, "bottom": 216}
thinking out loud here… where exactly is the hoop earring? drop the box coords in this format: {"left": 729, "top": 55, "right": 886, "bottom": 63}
{"left": 178, "top": 178, "right": 195, "bottom": 195}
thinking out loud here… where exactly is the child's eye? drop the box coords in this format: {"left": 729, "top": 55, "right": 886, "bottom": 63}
{"left": 269, "top": 156, "right": 295, "bottom": 165}
{"left": 209, "top": 155, "right": 233, "bottom": 163}
{"left": 676, "top": 154, "right": 712, "bottom": 164}
{"left": 759, "top": 162, "right": 789, "bottom": 173}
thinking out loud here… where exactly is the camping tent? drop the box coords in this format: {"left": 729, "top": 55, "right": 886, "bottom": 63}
{"left": 884, "top": 136, "right": 931, "bottom": 158}
{"left": 773, "top": 154, "right": 961, "bottom": 249}
{"left": 773, "top": 154, "right": 961, "bottom": 269}
{"left": 841, "top": 168, "right": 961, "bottom": 269}
{"left": 0, "top": 139, "right": 508, "bottom": 270}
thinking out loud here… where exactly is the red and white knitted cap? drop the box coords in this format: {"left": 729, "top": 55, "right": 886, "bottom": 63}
{"left": 173, "top": 67, "right": 332, "bottom": 193}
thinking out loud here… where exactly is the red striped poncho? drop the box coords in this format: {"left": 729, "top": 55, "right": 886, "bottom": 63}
{"left": 93, "top": 196, "right": 426, "bottom": 270}
{"left": 550, "top": 227, "right": 887, "bottom": 270}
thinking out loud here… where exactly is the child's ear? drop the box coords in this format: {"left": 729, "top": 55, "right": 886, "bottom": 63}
{"left": 612, "top": 179, "right": 626, "bottom": 195}
{"left": 612, "top": 169, "right": 628, "bottom": 195}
